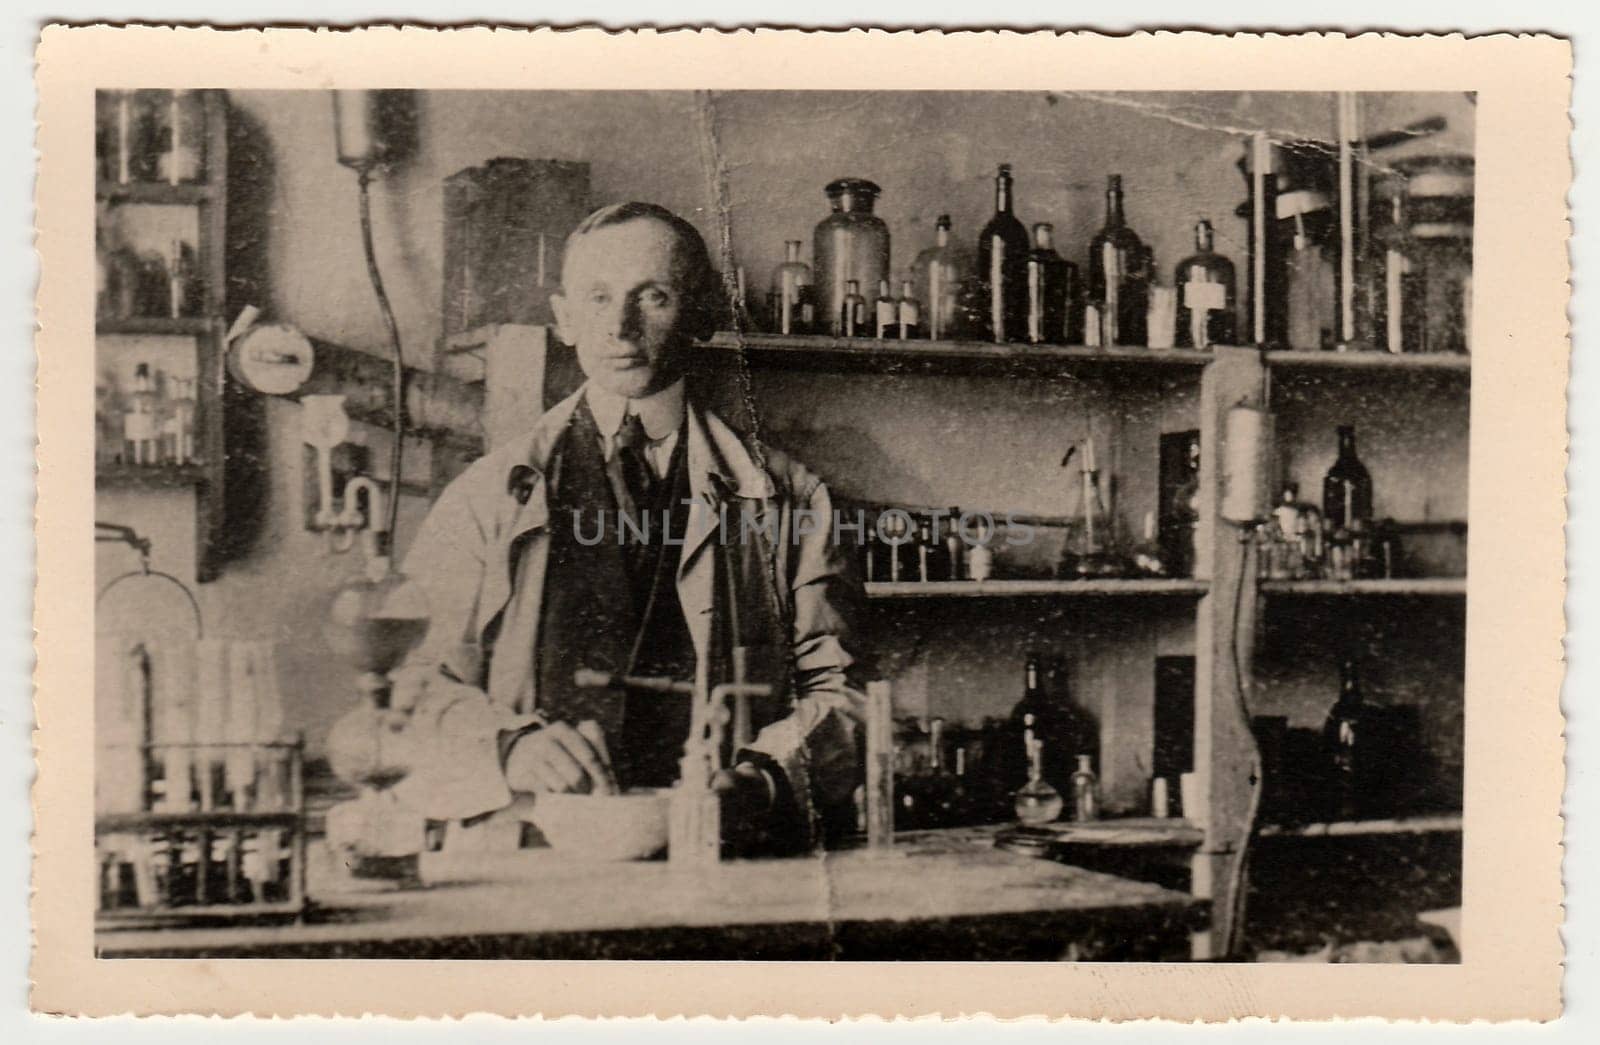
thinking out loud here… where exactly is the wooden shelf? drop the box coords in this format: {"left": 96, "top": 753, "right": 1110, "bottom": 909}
{"left": 704, "top": 331, "right": 1212, "bottom": 376}
{"left": 1258, "top": 813, "right": 1463, "bottom": 839}
{"left": 866, "top": 578, "right": 1209, "bottom": 599}
{"left": 97, "top": 180, "right": 213, "bottom": 206}
{"left": 1259, "top": 577, "right": 1466, "bottom": 597}
{"left": 95, "top": 462, "right": 210, "bottom": 489}
{"left": 97, "top": 316, "right": 215, "bottom": 337}
{"left": 1264, "top": 349, "right": 1471, "bottom": 373}
{"left": 96, "top": 810, "right": 300, "bottom": 833}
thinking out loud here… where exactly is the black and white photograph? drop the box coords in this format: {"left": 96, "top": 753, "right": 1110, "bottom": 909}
{"left": 30, "top": 26, "right": 1570, "bottom": 1021}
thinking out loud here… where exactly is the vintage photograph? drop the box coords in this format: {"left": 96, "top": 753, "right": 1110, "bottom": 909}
{"left": 87, "top": 84, "right": 1472, "bottom": 962}
{"left": 32, "top": 27, "right": 1570, "bottom": 1021}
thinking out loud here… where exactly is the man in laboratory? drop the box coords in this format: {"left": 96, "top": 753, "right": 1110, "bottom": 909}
{"left": 387, "top": 202, "right": 861, "bottom": 854}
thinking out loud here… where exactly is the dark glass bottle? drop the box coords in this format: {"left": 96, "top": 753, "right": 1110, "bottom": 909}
{"left": 1321, "top": 425, "right": 1374, "bottom": 530}
{"left": 1025, "top": 222, "right": 1070, "bottom": 345}
{"left": 1005, "top": 654, "right": 1073, "bottom": 800}
{"left": 1174, "top": 219, "right": 1237, "bottom": 349}
{"left": 975, "top": 164, "right": 1031, "bottom": 343}
{"left": 1088, "top": 175, "right": 1152, "bottom": 346}
{"left": 1322, "top": 659, "right": 1366, "bottom": 821}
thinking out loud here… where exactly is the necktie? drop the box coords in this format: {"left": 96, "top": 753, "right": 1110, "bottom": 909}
{"left": 615, "top": 411, "right": 656, "bottom": 512}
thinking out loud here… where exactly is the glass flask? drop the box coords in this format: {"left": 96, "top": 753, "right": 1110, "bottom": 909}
{"left": 1059, "top": 441, "right": 1124, "bottom": 579}
{"left": 766, "top": 240, "right": 815, "bottom": 335}
{"left": 813, "top": 178, "right": 890, "bottom": 336}
{"left": 912, "top": 214, "right": 961, "bottom": 340}
{"left": 1013, "top": 714, "right": 1065, "bottom": 824}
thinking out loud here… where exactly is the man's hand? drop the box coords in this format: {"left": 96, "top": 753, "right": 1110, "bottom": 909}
{"left": 505, "top": 720, "right": 619, "bottom": 795}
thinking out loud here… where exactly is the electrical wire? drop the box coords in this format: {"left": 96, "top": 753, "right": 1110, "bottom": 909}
{"left": 355, "top": 168, "right": 405, "bottom": 547}
{"left": 1223, "top": 528, "right": 1266, "bottom": 959}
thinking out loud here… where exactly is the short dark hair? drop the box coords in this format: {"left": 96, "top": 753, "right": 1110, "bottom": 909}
{"left": 564, "top": 202, "right": 717, "bottom": 339}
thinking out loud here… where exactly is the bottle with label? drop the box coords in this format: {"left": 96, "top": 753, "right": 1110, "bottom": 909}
{"left": 1323, "top": 659, "right": 1366, "bottom": 821}
{"left": 767, "top": 240, "right": 815, "bottom": 335}
{"left": 912, "top": 215, "right": 961, "bottom": 340}
{"left": 1175, "top": 219, "right": 1237, "bottom": 349}
{"left": 1322, "top": 425, "right": 1374, "bottom": 532}
{"left": 895, "top": 280, "right": 921, "bottom": 341}
{"left": 122, "top": 363, "right": 159, "bottom": 466}
{"left": 915, "top": 516, "right": 943, "bottom": 582}
{"left": 158, "top": 89, "right": 206, "bottom": 185}
{"left": 975, "top": 164, "right": 1031, "bottom": 343}
{"left": 1070, "top": 755, "right": 1100, "bottom": 822}
{"left": 965, "top": 515, "right": 995, "bottom": 582}
{"left": 813, "top": 178, "right": 890, "bottom": 336}
{"left": 1088, "top": 175, "right": 1152, "bottom": 346}
{"left": 170, "top": 376, "right": 197, "bottom": 465}
{"left": 874, "top": 279, "right": 897, "bottom": 339}
{"left": 840, "top": 279, "right": 867, "bottom": 338}
{"left": 1269, "top": 484, "right": 1304, "bottom": 579}
{"left": 1025, "top": 222, "right": 1071, "bottom": 345}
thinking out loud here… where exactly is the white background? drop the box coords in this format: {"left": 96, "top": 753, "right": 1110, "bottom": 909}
{"left": 2, "top": 2, "right": 1590, "bottom": 1040}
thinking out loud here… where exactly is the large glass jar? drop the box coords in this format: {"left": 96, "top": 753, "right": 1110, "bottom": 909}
{"left": 813, "top": 178, "right": 890, "bottom": 336}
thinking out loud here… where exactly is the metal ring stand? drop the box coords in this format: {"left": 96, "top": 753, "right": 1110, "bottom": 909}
{"left": 95, "top": 521, "right": 204, "bottom": 638}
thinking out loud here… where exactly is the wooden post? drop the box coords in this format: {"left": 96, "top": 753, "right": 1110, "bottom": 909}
{"left": 1191, "top": 345, "right": 1265, "bottom": 958}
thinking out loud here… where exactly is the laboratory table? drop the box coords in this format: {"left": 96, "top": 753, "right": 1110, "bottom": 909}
{"left": 96, "top": 827, "right": 1207, "bottom": 960}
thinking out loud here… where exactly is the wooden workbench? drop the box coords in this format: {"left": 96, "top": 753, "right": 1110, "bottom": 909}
{"left": 96, "top": 827, "right": 1206, "bottom": 960}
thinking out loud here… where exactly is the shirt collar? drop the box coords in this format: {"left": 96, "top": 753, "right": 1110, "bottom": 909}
{"left": 584, "top": 377, "right": 686, "bottom": 444}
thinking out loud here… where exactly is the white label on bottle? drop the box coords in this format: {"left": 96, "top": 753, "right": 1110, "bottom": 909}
{"left": 1386, "top": 249, "right": 1406, "bottom": 353}
{"left": 990, "top": 236, "right": 1005, "bottom": 341}
{"left": 1027, "top": 260, "right": 1043, "bottom": 342}
{"left": 1103, "top": 242, "right": 1121, "bottom": 344}
{"left": 877, "top": 298, "right": 896, "bottom": 337}
{"left": 1183, "top": 279, "right": 1225, "bottom": 314}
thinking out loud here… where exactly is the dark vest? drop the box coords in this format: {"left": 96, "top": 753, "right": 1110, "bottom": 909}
{"left": 535, "top": 398, "right": 696, "bottom": 789}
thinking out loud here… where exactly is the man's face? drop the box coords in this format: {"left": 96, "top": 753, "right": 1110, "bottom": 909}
{"left": 551, "top": 218, "right": 694, "bottom": 400}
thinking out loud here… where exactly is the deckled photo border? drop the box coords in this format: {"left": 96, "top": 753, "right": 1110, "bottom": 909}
{"left": 31, "top": 26, "right": 1571, "bottom": 1020}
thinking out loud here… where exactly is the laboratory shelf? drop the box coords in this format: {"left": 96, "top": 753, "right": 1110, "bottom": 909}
{"left": 96, "top": 180, "right": 214, "bottom": 206}
{"left": 1257, "top": 577, "right": 1467, "bottom": 597}
{"left": 704, "top": 331, "right": 1213, "bottom": 377}
{"left": 1263, "top": 349, "right": 1471, "bottom": 374}
{"left": 96, "top": 316, "right": 216, "bottom": 338}
{"left": 866, "top": 578, "right": 1210, "bottom": 599}
{"left": 1257, "top": 813, "right": 1463, "bottom": 839}
{"left": 95, "top": 462, "right": 210, "bottom": 489}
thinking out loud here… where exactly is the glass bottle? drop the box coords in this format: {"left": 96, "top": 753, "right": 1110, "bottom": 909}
{"left": 128, "top": 89, "right": 168, "bottom": 184}
{"left": 158, "top": 89, "right": 206, "bottom": 186}
{"left": 874, "top": 279, "right": 897, "bottom": 339}
{"left": 1070, "top": 755, "right": 1100, "bottom": 821}
{"left": 1322, "top": 659, "right": 1365, "bottom": 822}
{"left": 1025, "top": 222, "right": 1070, "bottom": 345}
{"left": 1175, "top": 219, "right": 1237, "bottom": 349}
{"left": 840, "top": 279, "right": 867, "bottom": 338}
{"left": 964, "top": 515, "right": 994, "bottom": 582}
{"left": 1131, "top": 511, "right": 1167, "bottom": 577}
{"left": 122, "top": 362, "right": 158, "bottom": 466}
{"left": 95, "top": 367, "right": 121, "bottom": 467}
{"left": 1088, "top": 175, "right": 1152, "bottom": 346}
{"left": 1013, "top": 713, "right": 1065, "bottom": 825}
{"left": 942, "top": 506, "right": 964, "bottom": 580}
{"left": 813, "top": 178, "right": 890, "bottom": 336}
{"left": 896, "top": 280, "right": 920, "bottom": 341}
{"left": 170, "top": 376, "right": 198, "bottom": 465}
{"left": 976, "top": 164, "right": 1031, "bottom": 343}
{"left": 168, "top": 239, "right": 195, "bottom": 319}
{"left": 1322, "top": 425, "right": 1374, "bottom": 531}
{"left": 767, "top": 240, "right": 815, "bottom": 335}
{"left": 912, "top": 215, "right": 961, "bottom": 340}
{"left": 915, "top": 516, "right": 938, "bottom": 582}
{"left": 860, "top": 515, "right": 881, "bottom": 583}
{"left": 880, "top": 509, "right": 910, "bottom": 582}
{"left": 1270, "top": 484, "right": 1304, "bottom": 580}
{"left": 1375, "top": 191, "right": 1425, "bottom": 355}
